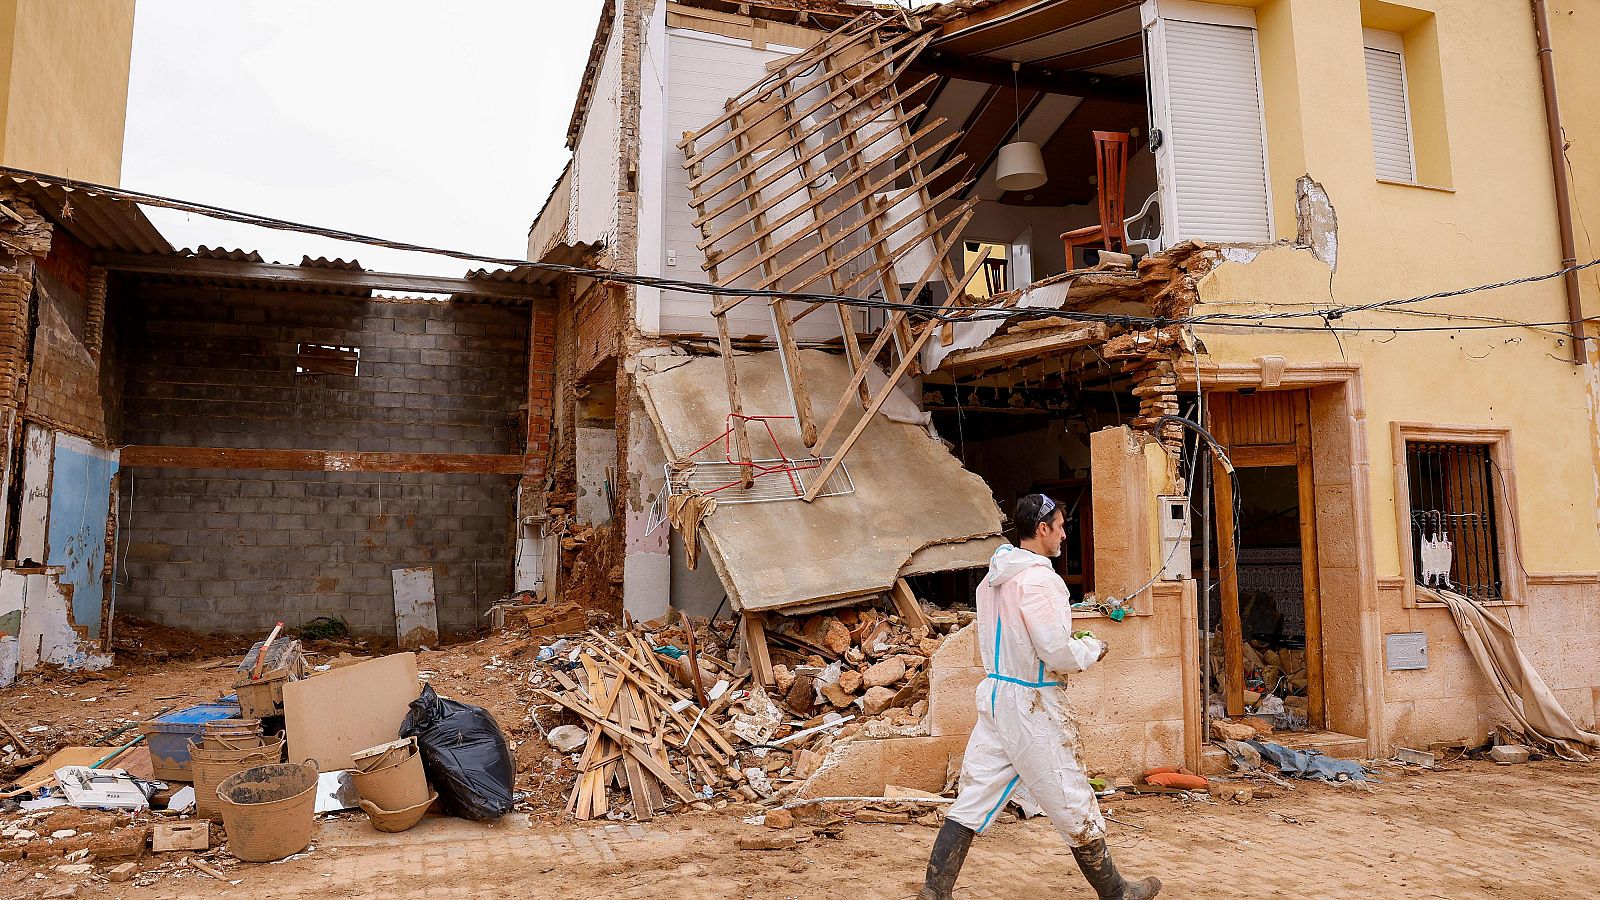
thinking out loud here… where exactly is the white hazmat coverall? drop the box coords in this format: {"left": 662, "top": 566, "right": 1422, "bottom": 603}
{"left": 945, "top": 544, "right": 1109, "bottom": 846}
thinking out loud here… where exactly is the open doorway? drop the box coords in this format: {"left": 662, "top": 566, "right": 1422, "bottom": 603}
{"left": 1198, "top": 390, "right": 1326, "bottom": 734}
{"left": 914, "top": 349, "right": 1139, "bottom": 607}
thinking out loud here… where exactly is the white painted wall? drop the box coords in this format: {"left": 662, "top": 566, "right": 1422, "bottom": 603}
{"left": 571, "top": 1, "right": 624, "bottom": 247}
{"left": 576, "top": 426, "right": 618, "bottom": 525}
{"left": 661, "top": 29, "right": 859, "bottom": 342}
{"left": 635, "top": 0, "right": 669, "bottom": 334}
{"left": 17, "top": 426, "right": 51, "bottom": 564}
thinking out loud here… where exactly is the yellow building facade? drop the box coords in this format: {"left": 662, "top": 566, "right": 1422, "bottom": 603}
{"left": 1171, "top": 0, "right": 1600, "bottom": 754}
{"left": 0, "top": 0, "right": 136, "bottom": 185}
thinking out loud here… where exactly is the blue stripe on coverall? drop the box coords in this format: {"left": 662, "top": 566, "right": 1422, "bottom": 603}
{"left": 980, "top": 776, "right": 1021, "bottom": 832}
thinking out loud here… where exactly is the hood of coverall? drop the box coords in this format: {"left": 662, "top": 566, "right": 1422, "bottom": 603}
{"left": 985, "top": 543, "right": 1053, "bottom": 587}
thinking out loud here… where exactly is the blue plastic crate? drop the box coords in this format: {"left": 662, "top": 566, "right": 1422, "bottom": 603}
{"left": 139, "top": 699, "right": 241, "bottom": 782}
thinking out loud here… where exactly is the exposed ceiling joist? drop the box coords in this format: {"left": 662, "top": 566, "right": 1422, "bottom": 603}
{"left": 907, "top": 51, "right": 1144, "bottom": 103}
{"left": 94, "top": 252, "right": 555, "bottom": 300}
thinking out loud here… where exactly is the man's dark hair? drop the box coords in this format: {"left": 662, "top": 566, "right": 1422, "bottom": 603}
{"left": 1014, "top": 493, "right": 1061, "bottom": 542}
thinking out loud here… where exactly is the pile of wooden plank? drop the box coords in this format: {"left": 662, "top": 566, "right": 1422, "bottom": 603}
{"left": 539, "top": 630, "right": 742, "bottom": 822}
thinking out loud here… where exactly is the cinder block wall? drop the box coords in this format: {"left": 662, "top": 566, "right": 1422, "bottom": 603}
{"left": 115, "top": 286, "right": 529, "bottom": 637}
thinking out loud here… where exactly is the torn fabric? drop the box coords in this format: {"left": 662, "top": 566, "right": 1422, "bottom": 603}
{"left": 1426, "top": 586, "right": 1600, "bottom": 761}
{"left": 667, "top": 492, "right": 716, "bottom": 571}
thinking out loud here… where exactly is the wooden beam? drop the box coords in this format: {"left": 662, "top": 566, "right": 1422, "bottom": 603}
{"left": 803, "top": 210, "right": 977, "bottom": 500}
{"left": 907, "top": 52, "right": 1145, "bottom": 104}
{"left": 939, "top": 323, "right": 1110, "bottom": 371}
{"left": 739, "top": 612, "right": 775, "bottom": 687}
{"left": 94, "top": 252, "right": 552, "bottom": 300}
{"left": 891, "top": 578, "right": 931, "bottom": 634}
{"left": 1293, "top": 393, "right": 1326, "bottom": 731}
{"left": 1209, "top": 394, "right": 1245, "bottom": 718}
{"left": 685, "top": 135, "right": 756, "bottom": 488}
{"left": 118, "top": 445, "right": 525, "bottom": 474}
{"left": 812, "top": 231, "right": 983, "bottom": 455}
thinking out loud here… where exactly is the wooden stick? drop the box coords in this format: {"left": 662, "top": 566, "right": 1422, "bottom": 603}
{"left": 252, "top": 621, "right": 283, "bottom": 681}
{"left": 891, "top": 578, "right": 931, "bottom": 635}
{"left": 811, "top": 225, "right": 982, "bottom": 454}
{"left": 685, "top": 135, "right": 755, "bottom": 488}
{"left": 0, "top": 716, "right": 33, "bottom": 754}
{"left": 678, "top": 13, "right": 881, "bottom": 152}
{"left": 683, "top": 30, "right": 933, "bottom": 178}
{"left": 803, "top": 213, "right": 981, "bottom": 501}
{"left": 691, "top": 90, "right": 933, "bottom": 226}
{"left": 540, "top": 690, "right": 698, "bottom": 803}
{"left": 739, "top": 612, "right": 774, "bottom": 687}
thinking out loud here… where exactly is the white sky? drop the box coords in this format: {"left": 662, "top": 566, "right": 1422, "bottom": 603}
{"left": 121, "top": 0, "right": 604, "bottom": 277}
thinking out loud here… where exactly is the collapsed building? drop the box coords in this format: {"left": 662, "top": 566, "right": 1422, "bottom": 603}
{"left": 2, "top": 0, "right": 1596, "bottom": 794}
{"left": 526, "top": 0, "right": 1600, "bottom": 786}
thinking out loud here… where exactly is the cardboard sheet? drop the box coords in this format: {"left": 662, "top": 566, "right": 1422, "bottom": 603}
{"left": 638, "top": 349, "right": 1000, "bottom": 612}
{"left": 284, "top": 652, "right": 420, "bottom": 771}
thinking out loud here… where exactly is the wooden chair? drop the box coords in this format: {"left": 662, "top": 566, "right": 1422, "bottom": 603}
{"left": 1060, "top": 131, "right": 1131, "bottom": 269}
{"left": 981, "top": 256, "right": 1008, "bottom": 295}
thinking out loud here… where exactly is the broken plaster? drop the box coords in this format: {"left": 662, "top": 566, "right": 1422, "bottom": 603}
{"left": 1295, "top": 175, "right": 1339, "bottom": 271}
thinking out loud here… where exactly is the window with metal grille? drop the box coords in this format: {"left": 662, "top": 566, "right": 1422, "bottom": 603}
{"left": 1405, "top": 441, "right": 1502, "bottom": 600}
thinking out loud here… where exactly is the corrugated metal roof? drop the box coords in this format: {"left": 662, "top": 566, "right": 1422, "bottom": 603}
{"left": 185, "top": 246, "right": 264, "bottom": 262}
{"left": 467, "top": 241, "right": 598, "bottom": 288}
{"left": 1, "top": 174, "right": 173, "bottom": 255}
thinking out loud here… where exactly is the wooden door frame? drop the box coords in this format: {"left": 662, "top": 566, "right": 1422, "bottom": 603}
{"left": 1208, "top": 390, "right": 1325, "bottom": 729}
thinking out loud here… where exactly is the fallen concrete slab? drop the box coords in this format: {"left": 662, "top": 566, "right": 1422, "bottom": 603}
{"left": 637, "top": 349, "right": 1000, "bottom": 613}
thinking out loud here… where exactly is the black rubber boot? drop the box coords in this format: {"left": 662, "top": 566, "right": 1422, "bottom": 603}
{"left": 1070, "top": 838, "right": 1161, "bottom": 900}
{"left": 919, "top": 819, "right": 975, "bottom": 900}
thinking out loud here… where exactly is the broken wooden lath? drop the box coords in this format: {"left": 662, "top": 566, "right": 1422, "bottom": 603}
{"left": 678, "top": 13, "right": 979, "bottom": 498}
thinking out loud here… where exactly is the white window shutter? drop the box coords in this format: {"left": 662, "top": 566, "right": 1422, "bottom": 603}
{"left": 1364, "top": 45, "right": 1415, "bottom": 182}
{"left": 1150, "top": 14, "right": 1273, "bottom": 243}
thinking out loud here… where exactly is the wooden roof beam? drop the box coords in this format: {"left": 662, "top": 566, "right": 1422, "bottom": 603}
{"left": 907, "top": 51, "right": 1144, "bottom": 103}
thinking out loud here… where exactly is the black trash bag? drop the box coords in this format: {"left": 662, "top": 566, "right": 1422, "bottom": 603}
{"left": 400, "top": 684, "right": 515, "bottom": 821}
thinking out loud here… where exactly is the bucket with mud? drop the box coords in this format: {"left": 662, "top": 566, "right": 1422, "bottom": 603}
{"left": 216, "top": 760, "right": 318, "bottom": 862}
{"left": 350, "top": 737, "right": 428, "bottom": 810}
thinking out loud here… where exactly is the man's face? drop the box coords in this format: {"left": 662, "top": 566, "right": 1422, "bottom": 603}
{"left": 1036, "top": 509, "right": 1066, "bottom": 558}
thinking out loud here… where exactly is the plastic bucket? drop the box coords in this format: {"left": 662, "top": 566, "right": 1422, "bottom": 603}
{"left": 203, "top": 719, "right": 263, "bottom": 750}
{"left": 216, "top": 760, "right": 319, "bottom": 862}
{"left": 350, "top": 744, "right": 428, "bottom": 810}
{"left": 358, "top": 790, "right": 438, "bottom": 833}
{"left": 191, "top": 737, "right": 285, "bottom": 820}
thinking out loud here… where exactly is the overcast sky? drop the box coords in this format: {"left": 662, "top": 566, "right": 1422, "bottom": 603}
{"left": 122, "top": 0, "right": 604, "bottom": 277}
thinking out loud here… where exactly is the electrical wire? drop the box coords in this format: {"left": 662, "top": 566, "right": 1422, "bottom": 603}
{"left": 8, "top": 163, "right": 1600, "bottom": 338}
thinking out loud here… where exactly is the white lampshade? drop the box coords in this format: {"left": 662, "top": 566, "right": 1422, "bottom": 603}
{"left": 995, "top": 141, "right": 1047, "bottom": 192}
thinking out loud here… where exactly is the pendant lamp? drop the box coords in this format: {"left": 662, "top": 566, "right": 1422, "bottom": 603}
{"left": 995, "top": 62, "right": 1047, "bottom": 192}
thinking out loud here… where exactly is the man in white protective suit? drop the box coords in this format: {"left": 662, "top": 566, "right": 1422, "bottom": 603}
{"left": 918, "top": 493, "right": 1161, "bottom": 900}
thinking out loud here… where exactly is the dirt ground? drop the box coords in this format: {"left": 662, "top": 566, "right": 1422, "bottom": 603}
{"left": 5, "top": 625, "right": 1600, "bottom": 898}
{"left": 5, "top": 758, "right": 1599, "bottom": 899}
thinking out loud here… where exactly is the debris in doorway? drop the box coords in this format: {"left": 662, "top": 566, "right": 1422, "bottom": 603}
{"left": 1247, "top": 741, "right": 1371, "bottom": 782}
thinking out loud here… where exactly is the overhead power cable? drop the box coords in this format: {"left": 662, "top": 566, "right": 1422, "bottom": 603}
{"left": 7, "top": 163, "right": 1597, "bottom": 338}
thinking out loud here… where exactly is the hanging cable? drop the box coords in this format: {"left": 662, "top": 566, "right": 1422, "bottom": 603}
{"left": 8, "top": 164, "right": 1600, "bottom": 337}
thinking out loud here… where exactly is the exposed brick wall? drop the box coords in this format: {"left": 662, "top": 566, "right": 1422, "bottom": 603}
{"left": 114, "top": 285, "right": 531, "bottom": 636}
{"left": 526, "top": 298, "right": 557, "bottom": 474}
{"left": 28, "top": 266, "right": 112, "bottom": 439}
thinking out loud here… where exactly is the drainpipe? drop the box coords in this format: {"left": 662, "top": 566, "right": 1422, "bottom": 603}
{"left": 1532, "top": 0, "right": 1586, "bottom": 365}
